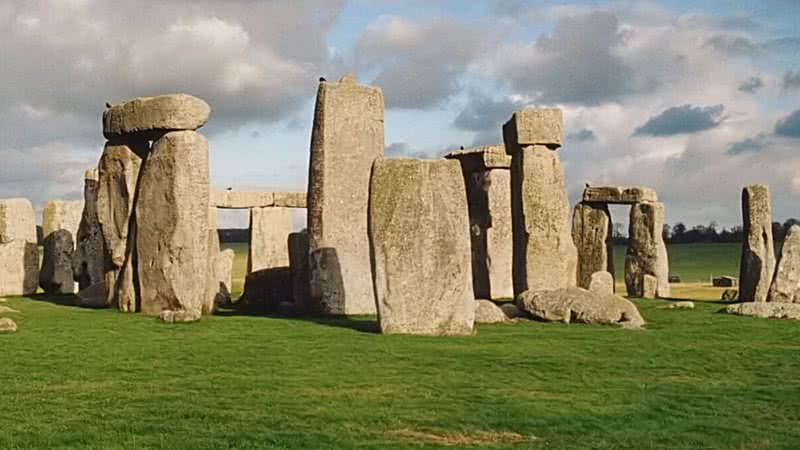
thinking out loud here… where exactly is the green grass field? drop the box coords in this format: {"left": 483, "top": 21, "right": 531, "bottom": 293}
{"left": 3, "top": 242, "right": 798, "bottom": 449}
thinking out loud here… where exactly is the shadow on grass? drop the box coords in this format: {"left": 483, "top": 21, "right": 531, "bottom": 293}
{"left": 214, "top": 307, "right": 380, "bottom": 334}
{"left": 22, "top": 293, "right": 80, "bottom": 308}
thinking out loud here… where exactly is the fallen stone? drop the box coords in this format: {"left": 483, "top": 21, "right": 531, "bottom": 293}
{"left": 582, "top": 186, "right": 658, "bottom": 204}
{"left": 0, "top": 306, "right": 19, "bottom": 313}
{"left": 158, "top": 309, "right": 202, "bottom": 323}
{"left": 103, "top": 94, "right": 211, "bottom": 140}
{"left": 273, "top": 192, "right": 307, "bottom": 208}
{"left": 572, "top": 203, "right": 613, "bottom": 290}
{"left": 739, "top": 184, "right": 775, "bottom": 302}
{"left": 625, "top": 202, "right": 670, "bottom": 298}
{"left": 369, "top": 158, "right": 474, "bottom": 336}
{"left": 500, "top": 303, "right": 525, "bottom": 319}
{"left": 516, "top": 287, "right": 645, "bottom": 328}
{"left": 247, "top": 206, "right": 291, "bottom": 273}
{"left": 137, "top": 130, "right": 209, "bottom": 317}
{"left": 726, "top": 302, "right": 800, "bottom": 320}
{"left": 589, "top": 271, "right": 615, "bottom": 295}
{"left": 97, "top": 140, "right": 147, "bottom": 311}
{"left": 39, "top": 229, "right": 75, "bottom": 295}
{"left": 307, "top": 74, "right": 384, "bottom": 315}
{"left": 0, "top": 317, "right": 17, "bottom": 333}
{"left": 288, "top": 230, "right": 310, "bottom": 310}
{"left": 75, "top": 282, "right": 108, "bottom": 308}
{"left": 73, "top": 169, "right": 105, "bottom": 293}
{"left": 661, "top": 301, "right": 695, "bottom": 310}
{"left": 502, "top": 108, "right": 562, "bottom": 148}
{"left": 474, "top": 299, "right": 508, "bottom": 324}
{"left": 768, "top": 224, "right": 800, "bottom": 303}
{"left": 210, "top": 191, "right": 274, "bottom": 209}
{"left": 721, "top": 289, "right": 739, "bottom": 302}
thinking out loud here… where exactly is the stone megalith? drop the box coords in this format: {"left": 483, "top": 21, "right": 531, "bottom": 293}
{"left": 307, "top": 74, "right": 384, "bottom": 315}
{"left": 369, "top": 159, "right": 475, "bottom": 336}
{"left": 767, "top": 224, "right": 800, "bottom": 303}
{"left": 288, "top": 229, "right": 310, "bottom": 310}
{"left": 136, "top": 130, "right": 209, "bottom": 316}
{"left": 625, "top": 202, "right": 670, "bottom": 298}
{"left": 203, "top": 206, "right": 222, "bottom": 315}
{"left": 516, "top": 287, "right": 645, "bottom": 329}
{"left": 73, "top": 169, "right": 106, "bottom": 296}
{"left": 42, "top": 200, "right": 84, "bottom": 247}
{"left": 572, "top": 203, "right": 613, "bottom": 290}
{"left": 445, "top": 145, "right": 513, "bottom": 300}
{"left": 39, "top": 230, "right": 75, "bottom": 295}
{"left": 502, "top": 108, "right": 577, "bottom": 297}
{"left": 247, "top": 207, "right": 291, "bottom": 273}
{"left": 0, "top": 198, "right": 39, "bottom": 296}
{"left": 739, "top": 184, "right": 775, "bottom": 302}
{"left": 589, "top": 271, "right": 614, "bottom": 295}
{"left": 103, "top": 94, "right": 211, "bottom": 140}
{"left": 97, "top": 141, "right": 148, "bottom": 311}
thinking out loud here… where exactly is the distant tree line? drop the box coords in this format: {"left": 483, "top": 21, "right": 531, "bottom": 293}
{"left": 611, "top": 218, "right": 800, "bottom": 245}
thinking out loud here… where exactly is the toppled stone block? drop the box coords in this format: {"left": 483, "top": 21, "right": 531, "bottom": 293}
{"left": 516, "top": 287, "right": 645, "bottom": 328}
{"left": 661, "top": 301, "right": 695, "bottom": 310}
{"left": 500, "top": 303, "right": 525, "bottom": 319}
{"left": 739, "top": 184, "right": 775, "bottom": 302}
{"left": 159, "top": 309, "right": 202, "bottom": 323}
{"left": 369, "top": 159, "right": 474, "bottom": 336}
{"left": 582, "top": 186, "right": 658, "bottom": 204}
{"left": 103, "top": 94, "right": 211, "bottom": 140}
{"left": 726, "top": 302, "right": 800, "bottom": 320}
{"left": 474, "top": 299, "right": 508, "bottom": 324}
{"left": 0, "top": 317, "right": 17, "bottom": 333}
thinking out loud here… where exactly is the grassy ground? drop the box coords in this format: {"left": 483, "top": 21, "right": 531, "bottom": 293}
{"left": 3, "top": 243, "right": 798, "bottom": 449}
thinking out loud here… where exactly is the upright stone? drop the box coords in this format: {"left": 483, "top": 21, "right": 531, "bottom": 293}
{"left": 572, "top": 202, "right": 613, "bottom": 290}
{"left": 137, "top": 130, "right": 209, "bottom": 316}
{"left": 445, "top": 145, "right": 513, "bottom": 300}
{"left": 0, "top": 199, "right": 39, "bottom": 296}
{"left": 288, "top": 230, "right": 310, "bottom": 310}
{"left": 739, "top": 184, "right": 775, "bottom": 302}
{"left": 247, "top": 207, "right": 291, "bottom": 273}
{"left": 42, "top": 200, "right": 84, "bottom": 246}
{"left": 97, "top": 141, "right": 147, "bottom": 311}
{"left": 369, "top": 159, "right": 474, "bottom": 336}
{"left": 503, "top": 109, "right": 577, "bottom": 297}
{"left": 203, "top": 207, "right": 222, "bottom": 315}
{"left": 307, "top": 74, "right": 384, "bottom": 314}
{"left": 73, "top": 169, "right": 105, "bottom": 295}
{"left": 625, "top": 202, "right": 670, "bottom": 298}
{"left": 767, "top": 224, "right": 800, "bottom": 303}
{"left": 39, "top": 230, "right": 74, "bottom": 295}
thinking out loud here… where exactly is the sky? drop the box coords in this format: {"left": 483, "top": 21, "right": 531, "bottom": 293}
{"left": 1, "top": 0, "right": 799, "bottom": 229}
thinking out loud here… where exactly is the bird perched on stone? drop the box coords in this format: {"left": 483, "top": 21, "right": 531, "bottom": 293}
{"left": 585, "top": 183, "right": 590, "bottom": 188}
{"left": 319, "top": 77, "right": 327, "bottom": 83}
{"left": 460, "top": 146, "right": 464, "bottom": 150}
{"left": 105, "top": 102, "right": 112, "bottom": 108}
{"left": 226, "top": 187, "right": 233, "bottom": 191}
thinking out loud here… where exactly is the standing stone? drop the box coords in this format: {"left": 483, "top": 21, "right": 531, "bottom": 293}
{"left": 214, "top": 249, "right": 235, "bottom": 309}
{"left": 572, "top": 202, "right": 613, "bottom": 290}
{"left": 97, "top": 141, "right": 147, "bottom": 311}
{"left": 369, "top": 159, "right": 474, "bottom": 336}
{"left": 642, "top": 274, "right": 658, "bottom": 299}
{"left": 0, "top": 198, "right": 39, "bottom": 296}
{"left": 73, "top": 169, "right": 106, "bottom": 296}
{"left": 503, "top": 109, "right": 577, "bottom": 297}
{"left": 625, "top": 202, "right": 670, "bottom": 298}
{"left": 589, "top": 271, "right": 614, "bottom": 295}
{"left": 39, "top": 230, "right": 75, "bottom": 295}
{"left": 445, "top": 145, "right": 513, "bottom": 300}
{"left": 739, "top": 184, "right": 776, "bottom": 302}
{"left": 288, "top": 230, "right": 310, "bottom": 310}
{"left": 137, "top": 130, "right": 209, "bottom": 316}
{"left": 247, "top": 207, "right": 291, "bottom": 273}
{"left": 307, "top": 74, "right": 384, "bottom": 315}
{"left": 768, "top": 225, "right": 800, "bottom": 303}
{"left": 203, "top": 207, "right": 222, "bottom": 315}
{"left": 42, "top": 200, "right": 84, "bottom": 247}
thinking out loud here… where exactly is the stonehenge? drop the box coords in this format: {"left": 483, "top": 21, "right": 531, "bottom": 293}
{"left": 516, "top": 287, "right": 645, "bottom": 328}
{"left": 625, "top": 202, "right": 670, "bottom": 298}
{"left": 0, "top": 199, "right": 39, "bottom": 296}
{"left": 39, "top": 230, "right": 75, "bottom": 295}
{"left": 307, "top": 74, "right": 384, "bottom": 315}
{"left": 738, "top": 184, "right": 775, "bottom": 302}
{"left": 572, "top": 203, "right": 613, "bottom": 290}
{"left": 768, "top": 225, "right": 800, "bottom": 303}
{"left": 73, "top": 169, "right": 105, "bottom": 299}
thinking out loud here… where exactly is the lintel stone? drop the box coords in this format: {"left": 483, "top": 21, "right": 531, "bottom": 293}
{"left": 582, "top": 186, "right": 658, "bottom": 204}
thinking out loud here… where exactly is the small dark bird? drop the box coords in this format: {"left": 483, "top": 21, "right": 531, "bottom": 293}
{"left": 226, "top": 187, "right": 233, "bottom": 191}
{"left": 460, "top": 146, "right": 464, "bottom": 150}
{"left": 319, "top": 77, "right": 326, "bottom": 83}
{"left": 105, "top": 102, "right": 112, "bottom": 108}
{"left": 585, "top": 183, "right": 590, "bottom": 188}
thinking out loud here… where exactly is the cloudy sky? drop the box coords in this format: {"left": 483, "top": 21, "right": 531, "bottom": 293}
{"left": 1, "top": 0, "right": 799, "bottom": 229}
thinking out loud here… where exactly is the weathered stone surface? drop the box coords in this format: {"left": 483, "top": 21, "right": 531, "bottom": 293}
{"left": 726, "top": 302, "right": 800, "bottom": 320}
{"left": 203, "top": 207, "right": 222, "bottom": 315}
{"left": 582, "top": 186, "right": 658, "bottom": 204}
{"left": 0, "top": 317, "right": 17, "bottom": 333}
{"left": 158, "top": 309, "right": 202, "bottom": 323}
{"left": 307, "top": 74, "right": 384, "bottom": 315}
{"left": 210, "top": 191, "right": 274, "bottom": 209}
{"left": 75, "top": 282, "right": 108, "bottom": 308}
{"left": 97, "top": 141, "right": 147, "bottom": 311}
{"left": 273, "top": 192, "right": 307, "bottom": 208}
{"left": 288, "top": 230, "right": 310, "bottom": 310}
{"left": 589, "top": 271, "right": 614, "bottom": 295}
{"left": 642, "top": 274, "right": 658, "bottom": 299}
{"left": 502, "top": 108, "right": 562, "bottom": 148}
{"left": 448, "top": 147, "right": 513, "bottom": 300}
{"left": 247, "top": 207, "right": 291, "bottom": 275}
{"left": 739, "top": 184, "right": 776, "bottom": 302}
{"left": 474, "top": 299, "right": 508, "bottom": 324}
{"left": 103, "top": 94, "right": 210, "bottom": 140}
{"left": 502, "top": 131, "right": 577, "bottom": 296}
{"left": 137, "top": 130, "right": 209, "bottom": 316}
{"left": 500, "top": 303, "right": 525, "bottom": 319}
{"left": 445, "top": 144, "right": 512, "bottom": 171}
{"left": 238, "top": 267, "right": 292, "bottom": 313}
{"left": 42, "top": 200, "right": 84, "bottom": 246}
{"left": 516, "top": 287, "right": 645, "bottom": 328}
{"left": 661, "top": 301, "right": 695, "bottom": 310}
{"left": 625, "top": 202, "right": 670, "bottom": 298}
{"left": 721, "top": 289, "right": 739, "bottom": 302}
{"left": 572, "top": 203, "right": 613, "bottom": 290}
{"left": 0, "top": 306, "right": 18, "bottom": 313}
{"left": 214, "top": 249, "right": 235, "bottom": 309}
{"left": 0, "top": 199, "right": 39, "bottom": 296}
{"left": 73, "top": 169, "right": 105, "bottom": 293}
{"left": 767, "top": 225, "right": 800, "bottom": 303}
{"left": 369, "top": 159, "right": 474, "bottom": 336}
{"left": 39, "top": 230, "right": 75, "bottom": 295}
